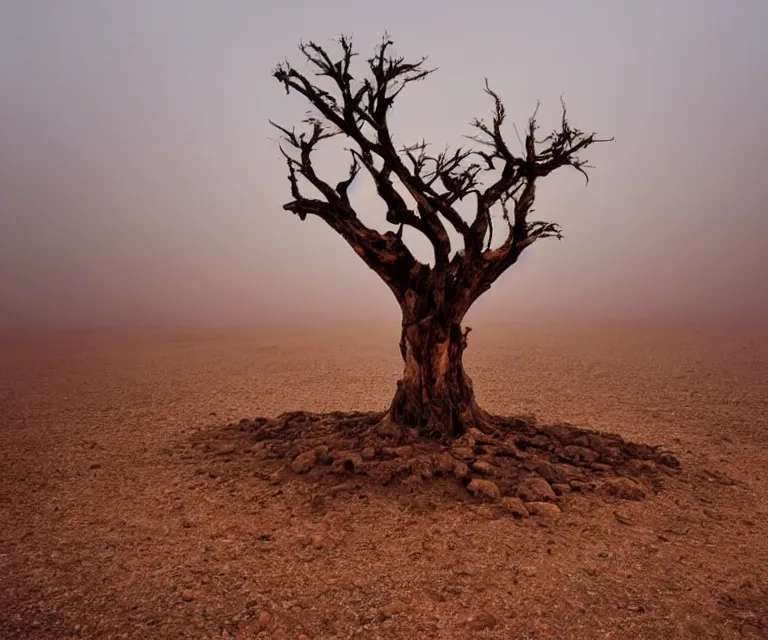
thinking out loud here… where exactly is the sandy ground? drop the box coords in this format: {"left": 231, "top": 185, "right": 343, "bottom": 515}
{"left": 1, "top": 322, "right": 767, "bottom": 639}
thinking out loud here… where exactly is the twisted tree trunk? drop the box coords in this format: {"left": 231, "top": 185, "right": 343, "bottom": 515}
{"left": 387, "top": 291, "right": 486, "bottom": 439}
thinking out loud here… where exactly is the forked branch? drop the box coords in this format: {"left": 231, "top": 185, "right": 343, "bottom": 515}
{"left": 271, "top": 34, "right": 611, "bottom": 302}
{"left": 270, "top": 114, "right": 421, "bottom": 300}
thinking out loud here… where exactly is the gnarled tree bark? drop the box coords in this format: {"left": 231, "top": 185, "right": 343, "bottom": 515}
{"left": 270, "top": 35, "right": 611, "bottom": 440}
{"left": 391, "top": 315, "right": 481, "bottom": 439}
{"left": 390, "top": 279, "right": 481, "bottom": 438}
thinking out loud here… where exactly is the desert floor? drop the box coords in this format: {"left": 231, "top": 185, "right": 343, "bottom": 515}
{"left": 1, "top": 321, "right": 767, "bottom": 639}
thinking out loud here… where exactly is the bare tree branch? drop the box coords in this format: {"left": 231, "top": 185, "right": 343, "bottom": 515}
{"left": 273, "top": 35, "right": 477, "bottom": 266}
{"left": 461, "top": 84, "right": 612, "bottom": 287}
{"left": 270, "top": 115, "right": 422, "bottom": 300}
{"left": 271, "top": 34, "right": 611, "bottom": 308}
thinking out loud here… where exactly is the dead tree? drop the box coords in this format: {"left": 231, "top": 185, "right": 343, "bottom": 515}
{"left": 272, "top": 35, "right": 611, "bottom": 440}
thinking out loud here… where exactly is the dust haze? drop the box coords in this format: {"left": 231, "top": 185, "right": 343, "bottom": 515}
{"left": 1, "top": 0, "right": 767, "bottom": 328}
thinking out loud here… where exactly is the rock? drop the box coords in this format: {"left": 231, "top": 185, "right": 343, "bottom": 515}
{"left": 380, "top": 600, "right": 409, "bottom": 618}
{"left": 314, "top": 445, "right": 331, "bottom": 462}
{"left": 600, "top": 446, "right": 624, "bottom": 464}
{"left": 452, "top": 447, "right": 474, "bottom": 460}
{"left": 291, "top": 450, "right": 317, "bottom": 474}
{"left": 518, "top": 476, "right": 556, "bottom": 502}
{"left": 181, "top": 590, "right": 195, "bottom": 602}
{"left": 569, "top": 480, "right": 595, "bottom": 492}
{"left": 332, "top": 451, "right": 363, "bottom": 473}
{"left": 471, "top": 460, "right": 493, "bottom": 475}
{"left": 466, "top": 611, "right": 497, "bottom": 631}
{"left": 658, "top": 453, "right": 680, "bottom": 468}
{"left": 376, "top": 419, "right": 403, "bottom": 439}
{"left": 392, "top": 445, "right": 414, "bottom": 458}
{"left": 435, "top": 453, "right": 469, "bottom": 478}
{"left": 500, "top": 497, "right": 529, "bottom": 518}
{"left": 465, "top": 427, "right": 488, "bottom": 442}
{"left": 601, "top": 477, "right": 648, "bottom": 501}
{"left": 531, "top": 461, "right": 563, "bottom": 484}
{"left": 625, "top": 459, "right": 658, "bottom": 475}
{"left": 551, "top": 483, "right": 571, "bottom": 496}
{"left": 311, "top": 534, "right": 326, "bottom": 550}
{"left": 453, "top": 460, "right": 470, "bottom": 479}
{"left": 361, "top": 446, "right": 376, "bottom": 460}
{"left": 452, "top": 433, "right": 475, "bottom": 450}
{"left": 559, "top": 445, "right": 600, "bottom": 465}
{"left": 526, "top": 502, "right": 561, "bottom": 518}
{"left": 411, "top": 456, "right": 434, "bottom": 480}
{"left": 467, "top": 479, "right": 501, "bottom": 501}
{"left": 522, "top": 566, "right": 537, "bottom": 577}
{"left": 257, "top": 611, "right": 272, "bottom": 630}
{"left": 496, "top": 440, "right": 523, "bottom": 459}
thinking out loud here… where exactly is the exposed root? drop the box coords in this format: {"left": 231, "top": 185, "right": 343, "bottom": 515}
{"left": 184, "top": 411, "right": 681, "bottom": 516}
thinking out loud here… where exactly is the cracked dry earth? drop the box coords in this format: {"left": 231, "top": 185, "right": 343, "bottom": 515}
{"left": 1, "top": 322, "right": 768, "bottom": 639}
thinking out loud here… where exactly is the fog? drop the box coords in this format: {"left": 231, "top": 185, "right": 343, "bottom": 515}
{"left": 1, "top": 0, "right": 767, "bottom": 328}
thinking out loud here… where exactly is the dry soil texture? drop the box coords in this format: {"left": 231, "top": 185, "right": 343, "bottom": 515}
{"left": 1, "top": 322, "right": 767, "bottom": 639}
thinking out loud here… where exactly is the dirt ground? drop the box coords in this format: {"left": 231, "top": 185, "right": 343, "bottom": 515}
{"left": 1, "top": 321, "right": 767, "bottom": 639}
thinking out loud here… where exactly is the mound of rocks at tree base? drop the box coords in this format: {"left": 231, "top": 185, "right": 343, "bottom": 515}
{"left": 204, "top": 411, "right": 680, "bottom": 514}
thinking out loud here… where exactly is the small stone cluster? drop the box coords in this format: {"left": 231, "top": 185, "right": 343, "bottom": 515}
{"left": 233, "top": 413, "right": 681, "bottom": 515}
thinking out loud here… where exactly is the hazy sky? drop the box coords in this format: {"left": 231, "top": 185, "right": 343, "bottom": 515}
{"left": 1, "top": 0, "right": 766, "bottom": 327}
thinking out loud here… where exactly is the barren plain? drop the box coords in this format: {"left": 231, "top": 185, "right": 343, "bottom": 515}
{"left": 1, "top": 322, "right": 767, "bottom": 639}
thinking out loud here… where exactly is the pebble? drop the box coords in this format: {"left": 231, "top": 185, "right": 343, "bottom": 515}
{"left": 532, "top": 461, "right": 562, "bottom": 484}
{"left": 258, "top": 611, "right": 272, "bottom": 629}
{"left": 560, "top": 445, "right": 600, "bottom": 464}
{"left": 470, "top": 460, "right": 492, "bottom": 475}
{"left": 518, "top": 476, "right": 556, "bottom": 502}
{"left": 525, "top": 502, "right": 561, "bottom": 518}
{"left": 181, "top": 590, "right": 195, "bottom": 602}
{"left": 500, "top": 497, "right": 529, "bottom": 518}
{"left": 614, "top": 511, "right": 635, "bottom": 525}
{"left": 601, "top": 477, "right": 648, "bottom": 501}
{"left": 291, "top": 450, "right": 317, "bottom": 474}
{"left": 467, "top": 479, "right": 501, "bottom": 501}
{"left": 311, "top": 534, "right": 326, "bottom": 550}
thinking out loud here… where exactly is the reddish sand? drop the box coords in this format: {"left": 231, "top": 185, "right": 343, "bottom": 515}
{"left": 1, "top": 322, "right": 767, "bottom": 639}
